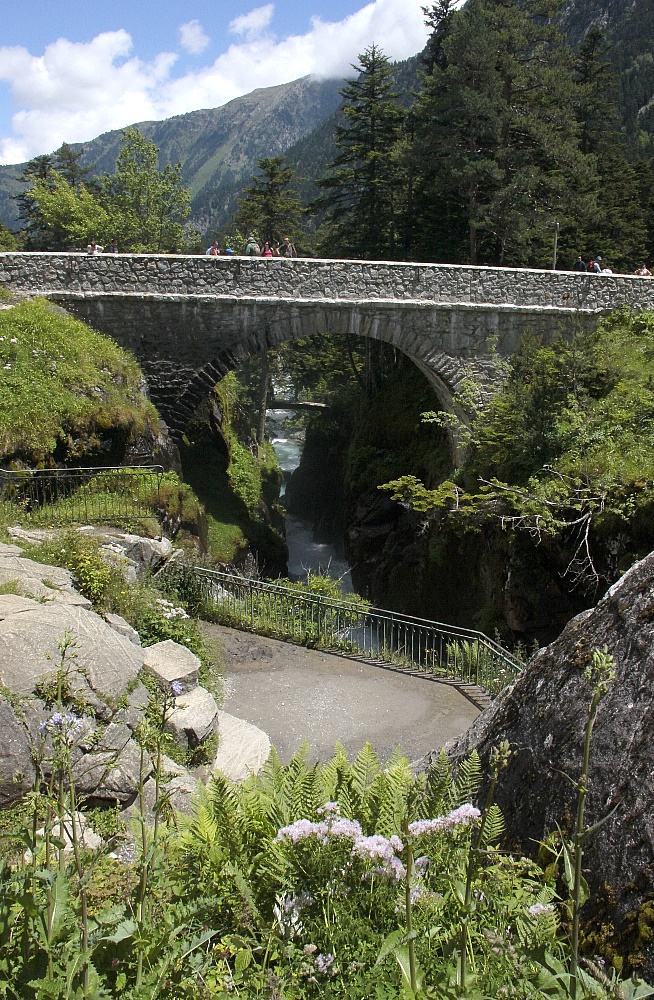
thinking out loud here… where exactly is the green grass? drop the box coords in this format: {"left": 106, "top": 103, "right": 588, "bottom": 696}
{"left": 0, "top": 298, "right": 158, "bottom": 463}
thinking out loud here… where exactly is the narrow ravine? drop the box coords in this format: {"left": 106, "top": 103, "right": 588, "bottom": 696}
{"left": 268, "top": 409, "right": 353, "bottom": 595}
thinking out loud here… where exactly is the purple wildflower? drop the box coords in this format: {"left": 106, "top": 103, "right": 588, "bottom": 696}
{"left": 528, "top": 903, "right": 555, "bottom": 917}
{"left": 39, "top": 711, "right": 83, "bottom": 734}
{"left": 408, "top": 804, "right": 481, "bottom": 838}
{"left": 170, "top": 680, "right": 183, "bottom": 696}
{"left": 275, "top": 819, "right": 328, "bottom": 844}
{"left": 314, "top": 953, "right": 335, "bottom": 975}
{"left": 316, "top": 802, "right": 340, "bottom": 816}
{"left": 351, "top": 834, "right": 401, "bottom": 863}
{"left": 328, "top": 817, "right": 363, "bottom": 839}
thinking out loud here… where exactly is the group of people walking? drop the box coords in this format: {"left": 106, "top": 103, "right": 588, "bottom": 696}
{"left": 572, "top": 254, "right": 652, "bottom": 276}
{"left": 205, "top": 235, "right": 298, "bottom": 258}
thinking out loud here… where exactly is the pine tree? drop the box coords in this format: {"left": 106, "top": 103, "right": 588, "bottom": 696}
{"left": 561, "top": 27, "right": 650, "bottom": 271}
{"left": 232, "top": 156, "right": 303, "bottom": 249}
{"left": 316, "top": 45, "right": 405, "bottom": 260}
{"left": 410, "top": 0, "right": 598, "bottom": 267}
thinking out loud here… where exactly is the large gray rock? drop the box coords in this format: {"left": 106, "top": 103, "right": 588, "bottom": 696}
{"left": 142, "top": 639, "right": 200, "bottom": 694}
{"left": 0, "top": 603, "right": 144, "bottom": 704}
{"left": 7, "top": 526, "right": 174, "bottom": 584}
{"left": 442, "top": 549, "right": 654, "bottom": 980}
{"left": 0, "top": 548, "right": 91, "bottom": 605}
{"left": 0, "top": 697, "right": 36, "bottom": 807}
{"left": 104, "top": 613, "right": 141, "bottom": 646}
{"left": 165, "top": 686, "right": 219, "bottom": 749}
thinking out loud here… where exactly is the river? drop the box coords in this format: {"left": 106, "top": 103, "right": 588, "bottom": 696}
{"left": 268, "top": 412, "right": 353, "bottom": 595}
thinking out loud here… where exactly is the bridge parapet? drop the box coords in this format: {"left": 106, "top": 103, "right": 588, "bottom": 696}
{"left": 3, "top": 252, "right": 653, "bottom": 452}
{"left": 2, "top": 252, "right": 654, "bottom": 313}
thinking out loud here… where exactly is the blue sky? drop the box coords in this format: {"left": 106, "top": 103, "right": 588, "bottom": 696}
{"left": 0, "top": 0, "right": 431, "bottom": 165}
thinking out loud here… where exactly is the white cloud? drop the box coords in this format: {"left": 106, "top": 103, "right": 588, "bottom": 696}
{"left": 229, "top": 5, "right": 275, "bottom": 41}
{"left": 0, "top": 0, "right": 430, "bottom": 165}
{"left": 179, "top": 20, "right": 210, "bottom": 56}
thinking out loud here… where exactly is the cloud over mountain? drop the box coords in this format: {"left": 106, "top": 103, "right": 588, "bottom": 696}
{"left": 0, "top": 0, "right": 430, "bottom": 165}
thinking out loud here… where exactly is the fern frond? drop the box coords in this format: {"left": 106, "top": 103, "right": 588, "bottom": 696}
{"left": 450, "top": 751, "right": 482, "bottom": 808}
{"left": 422, "top": 749, "right": 454, "bottom": 818}
{"left": 480, "top": 804, "right": 505, "bottom": 848}
{"left": 351, "top": 742, "right": 382, "bottom": 800}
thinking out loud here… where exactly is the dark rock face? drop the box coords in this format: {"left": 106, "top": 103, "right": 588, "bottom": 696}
{"left": 442, "top": 550, "right": 654, "bottom": 976}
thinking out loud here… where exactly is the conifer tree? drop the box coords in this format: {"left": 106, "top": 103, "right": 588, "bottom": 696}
{"left": 410, "top": 0, "right": 597, "bottom": 267}
{"left": 233, "top": 156, "right": 303, "bottom": 249}
{"left": 317, "top": 44, "right": 405, "bottom": 259}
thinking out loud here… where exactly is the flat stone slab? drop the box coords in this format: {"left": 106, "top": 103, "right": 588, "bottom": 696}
{"left": 166, "top": 685, "right": 219, "bottom": 749}
{"left": 142, "top": 639, "right": 200, "bottom": 693}
{"left": 105, "top": 612, "right": 141, "bottom": 645}
{"left": 213, "top": 710, "right": 271, "bottom": 782}
{"left": 0, "top": 594, "right": 42, "bottom": 619}
{"left": 0, "top": 542, "right": 25, "bottom": 555}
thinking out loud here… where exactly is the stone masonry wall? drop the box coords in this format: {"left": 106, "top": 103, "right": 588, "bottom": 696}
{"left": 2, "top": 252, "right": 654, "bottom": 311}
{"left": 2, "top": 252, "right": 652, "bottom": 435}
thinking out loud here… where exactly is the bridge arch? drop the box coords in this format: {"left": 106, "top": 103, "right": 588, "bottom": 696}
{"left": 3, "top": 251, "right": 647, "bottom": 458}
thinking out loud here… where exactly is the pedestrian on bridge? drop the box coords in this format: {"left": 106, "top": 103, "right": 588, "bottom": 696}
{"left": 572, "top": 255, "right": 586, "bottom": 272}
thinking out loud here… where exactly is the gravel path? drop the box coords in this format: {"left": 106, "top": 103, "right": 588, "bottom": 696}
{"left": 204, "top": 624, "right": 480, "bottom": 765}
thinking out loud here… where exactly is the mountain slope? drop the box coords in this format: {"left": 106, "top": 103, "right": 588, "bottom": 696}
{"left": 0, "top": 75, "right": 343, "bottom": 234}
{"left": 562, "top": 0, "right": 654, "bottom": 150}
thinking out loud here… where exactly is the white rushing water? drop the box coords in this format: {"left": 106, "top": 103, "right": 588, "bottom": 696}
{"left": 269, "top": 420, "right": 353, "bottom": 595}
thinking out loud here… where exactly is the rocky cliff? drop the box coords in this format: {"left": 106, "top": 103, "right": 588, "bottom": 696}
{"left": 440, "top": 549, "right": 654, "bottom": 976}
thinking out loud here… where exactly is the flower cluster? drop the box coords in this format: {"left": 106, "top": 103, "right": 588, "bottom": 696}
{"left": 170, "top": 680, "right": 184, "bottom": 697}
{"left": 39, "top": 711, "right": 83, "bottom": 731}
{"left": 276, "top": 802, "right": 481, "bottom": 889}
{"left": 275, "top": 815, "right": 363, "bottom": 846}
{"left": 408, "top": 804, "right": 481, "bottom": 837}
{"left": 155, "top": 598, "right": 189, "bottom": 620}
{"left": 39, "top": 711, "right": 84, "bottom": 741}
{"left": 528, "top": 902, "right": 555, "bottom": 917}
{"left": 314, "top": 952, "right": 336, "bottom": 976}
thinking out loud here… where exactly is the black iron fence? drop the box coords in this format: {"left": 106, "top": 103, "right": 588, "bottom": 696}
{"left": 165, "top": 564, "right": 524, "bottom": 697}
{"left": 0, "top": 466, "right": 163, "bottom": 527}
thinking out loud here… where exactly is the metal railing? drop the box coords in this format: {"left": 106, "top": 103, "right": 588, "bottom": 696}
{"left": 165, "top": 564, "right": 524, "bottom": 697}
{"left": 0, "top": 465, "right": 163, "bottom": 527}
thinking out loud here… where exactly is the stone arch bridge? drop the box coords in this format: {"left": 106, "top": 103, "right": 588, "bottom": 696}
{"left": 2, "top": 252, "right": 653, "bottom": 450}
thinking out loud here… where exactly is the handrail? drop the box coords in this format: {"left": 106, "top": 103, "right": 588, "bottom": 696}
{"left": 0, "top": 465, "right": 164, "bottom": 526}
{"left": 165, "top": 563, "right": 524, "bottom": 697}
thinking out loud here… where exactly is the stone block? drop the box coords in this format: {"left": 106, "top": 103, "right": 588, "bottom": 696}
{"left": 142, "top": 639, "right": 200, "bottom": 694}
{"left": 104, "top": 613, "right": 141, "bottom": 646}
{"left": 165, "top": 685, "right": 219, "bottom": 749}
{"left": 0, "top": 604, "right": 145, "bottom": 700}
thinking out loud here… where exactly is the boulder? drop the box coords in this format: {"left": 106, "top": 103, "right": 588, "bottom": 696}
{"left": 142, "top": 639, "right": 200, "bottom": 694}
{"left": 0, "top": 697, "right": 36, "bottom": 807}
{"left": 213, "top": 711, "right": 271, "bottom": 781}
{"left": 0, "top": 603, "right": 144, "bottom": 704}
{"left": 442, "top": 549, "right": 654, "bottom": 980}
{"left": 7, "top": 526, "right": 174, "bottom": 584}
{"left": 77, "top": 527, "right": 173, "bottom": 580}
{"left": 0, "top": 548, "right": 90, "bottom": 605}
{"left": 165, "top": 686, "right": 219, "bottom": 749}
{"left": 130, "top": 755, "right": 198, "bottom": 818}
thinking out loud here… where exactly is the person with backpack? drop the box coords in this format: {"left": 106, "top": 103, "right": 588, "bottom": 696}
{"left": 587, "top": 257, "right": 602, "bottom": 273}
{"left": 244, "top": 235, "right": 260, "bottom": 256}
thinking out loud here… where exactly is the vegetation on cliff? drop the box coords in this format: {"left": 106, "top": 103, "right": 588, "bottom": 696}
{"left": 0, "top": 298, "right": 159, "bottom": 466}
{"left": 384, "top": 310, "right": 654, "bottom": 599}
